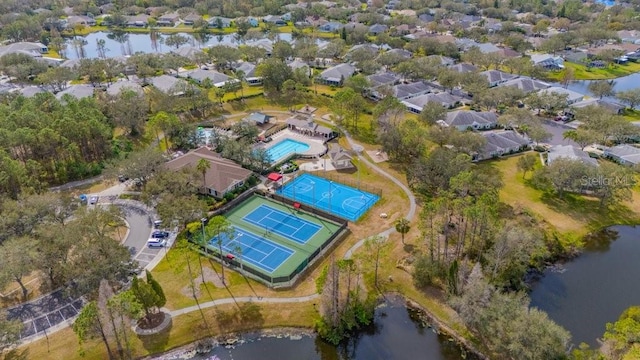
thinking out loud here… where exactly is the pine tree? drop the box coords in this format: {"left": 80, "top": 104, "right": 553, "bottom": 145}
{"left": 145, "top": 270, "right": 166, "bottom": 309}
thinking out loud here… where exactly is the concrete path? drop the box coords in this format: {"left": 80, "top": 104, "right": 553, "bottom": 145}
{"left": 169, "top": 294, "right": 320, "bottom": 317}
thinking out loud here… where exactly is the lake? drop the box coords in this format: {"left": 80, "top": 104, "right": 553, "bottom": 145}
{"left": 62, "top": 31, "right": 323, "bottom": 59}
{"left": 530, "top": 225, "right": 640, "bottom": 348}
{"left": 152, "top": 298, "right": 473, "bottom": 360}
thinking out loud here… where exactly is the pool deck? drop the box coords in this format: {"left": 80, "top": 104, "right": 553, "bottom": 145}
{"left": 255, "top": 129, "right": 327, "bottom": 159}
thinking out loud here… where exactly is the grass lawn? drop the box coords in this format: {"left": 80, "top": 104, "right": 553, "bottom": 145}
{"left": 546, "top": 62, "right": 640, "bottom": 81}
{"left": 483, "top": 154, "right": 640, "bottom": 246}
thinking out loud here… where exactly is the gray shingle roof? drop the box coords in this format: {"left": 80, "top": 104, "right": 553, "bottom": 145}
{"left": 445, "top": 110, "right": 498, "bottom": 127}
{"left": 150, "top": 75, "right": 187, "bottom": 95}
{"left": 367, "top": 72, "right": 401, "bottom": 88}
{"left": 481, "top": 131, "right": 530, "bottom": 157}
{"left": 480, "top": 70, "right": 518, "bottom": 84}
{"left": 55, "top": 84, "right": 94, "bottom": 100}
{"left": 319, "top": 63, "right": 356, "bottom": 82}
{"left": 548, "top": 145, "right": 598, "bottom": 166}
{"left": 499, "top": 77, "right": 550, "bottom": 93}
{"left": 391, "top": 81, "right": 434, "bottom": 100}
{"left": 605, "top": 144, "right": 640, "bottom": 165}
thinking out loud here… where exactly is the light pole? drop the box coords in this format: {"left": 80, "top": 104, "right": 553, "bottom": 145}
{"left": 201, "top": 217, "right": 207, "bottom": 250}
{"left": 328, "top": 181, "right": 332, "bottom": 213}
{"left": 235, "top": 234, "right": 244, "bottom": 272}
{"left": 310, "top": 180, "right": 316, "bottom": 207}
{"left": 352, "top": 145, "right": 364, "bottom": 190}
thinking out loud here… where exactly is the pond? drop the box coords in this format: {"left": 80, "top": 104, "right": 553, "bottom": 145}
{"left": 530, "top": 225, "right": 640, "bottom": 348}
{"left": 554, "top": 71, "right": 640, "bottom": 104}
{"left": 152, "top": 298, "right": 473, "bottom": 360}
{"left": 63, "top": 31, "right": 324, "bottom": 59}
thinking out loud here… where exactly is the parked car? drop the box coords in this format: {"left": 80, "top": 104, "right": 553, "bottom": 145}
{"left": 151, "top": 231, "right": 170, "bottom": 239}
{"left": 89, "top": 196, "right": 99, "bottom": 205}
{"left": 554, "top": 115, "right": 570, "bottom": 122}
{"left": 147, "top": 238, "right": 167, "bottom": 248}
{"left": 153, "top": 220, "right": 163, "bottom": 229}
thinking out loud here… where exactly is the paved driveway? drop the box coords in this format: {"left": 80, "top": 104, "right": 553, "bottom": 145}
{"left": 541, "top": 120, "right": 579, "bottom": 147}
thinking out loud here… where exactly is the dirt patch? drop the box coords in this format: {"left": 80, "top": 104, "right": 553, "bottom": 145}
{"left": 365, "top": 150, "right": 389, "bottom": 163}
{"left": 138, "top": 312, "right": 166, "bottom": 330}
{"left": 181, "top": 266, "right": 226, "bottom": 299}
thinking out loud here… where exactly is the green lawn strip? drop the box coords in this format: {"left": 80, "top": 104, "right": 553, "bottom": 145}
{"left": 487, "top": 155, "right": 640, "bottom": 248}
{"left": 546, "top": 62, "right": 640, "bottom": 81}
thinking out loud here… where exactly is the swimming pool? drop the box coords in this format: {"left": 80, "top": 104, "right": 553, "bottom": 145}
{"left": 266, "top": 139, "right": 310, "bottom": 163}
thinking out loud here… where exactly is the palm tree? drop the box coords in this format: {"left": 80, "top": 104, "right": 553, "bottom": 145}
{"left": 234, "top": 69, "right": 245, "bottom": 101}
{"left": 395, "top": 218, "right": 411, "bottom": 245}
{"left": 207, "top": 216, "right": 233, "bottom": 286}
{"left": 196, "top": 158, "right": 210, "bottom": 194}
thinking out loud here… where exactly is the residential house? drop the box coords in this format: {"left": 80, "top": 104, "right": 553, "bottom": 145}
{"left": 450, "top": 63, "right": 477, "bottom": 73}
{"left": 286, "top": 113, "right": 337, "bottom": 139}
{"left": 538, "top": 87, "right": 584, "bottom": 105}
{"left": 19, "top": 86, "right": 45, "bottom": 98}
{"left": 179, "top": 69, "right": 238, "bottom": 88}
{"left": 418, "top": 13, "right": 435, "bottom": 23}
{"left": 444, "top": 110, "right": 498, "bottom": 131}
{"left": 618, "top": 30, "right": 640, "bottom": 44}
{"left": 157, "top": 13, "right": 180, "bottom": 26}
{"left": 345, "top": 44, "right": 380, "bottom": 60}
{"left": 250, "top": 39, "right": 274, "bottom": 56}
{"left": 150, "top": 75, "right": 188, "bottom": 95}
{"left": 235, "top": 62, "right": 262, "bottom": 85}
{"left": 499, "top": 77, "right": 550, "bottom": 93}
{"left": 426, "top": 55, "right": 456, "bottom": 67}
{"left": 208, "top": 17, "right": 232, "bottom": 28}
{"left": 263, "top": 15, "right": 286, "bottom": 26}
{"left": 317, "top": 1, "right": 337, "bottom": 8}
{"left": 369, "top": 24, "right": 388, "bottom": 35}
{"left": 319, "top": 21, "right": 343, "bottom": 32}
{"left": 328, "top": 144, "right": 354, "bottom": 169}
{"left": 367, "top": 71, "right": 401, "bottom": 89}
{"left": 56, "top": 84, "right": 95, "bottom": 100}
{"left": 126, "top": 14, "right": 150, "bottom": 27}
{"left": 106, "top": 80, "right": 144, "bottom": 97}
{"left": 172, "top": 46, "right": 203, "bottom": 60}
{"left": 384, "top": 48, "right": 413, "bottom": 59}
{"left": 66, "top": 15, "right": 96, "bottom": 27}
{"left": 244, "top": 112, "right": 273, "bottom": 125}
{"left": 239, "top": 17, "right": 259, "bottom": 27}
{"left": 604, "top": 144, "right": 640, "bottom": 166}
{"left": 0, "top": 42, "right": 48, "bottom": 58}
{"left": 183, "top": 14, "right": 202, "bottom": 26}
{"left": 530, "top": 53, "right": 564, "bottom": 69}
{"left": 287, "top": 59, "right": 312, "bottom": 77}
{"left": 569, "top": 98, "right": 625, "bottom": 115}
{"left": 164, "top": 147, "right": 253, "bottom": 198}
{"left": 316, "top": 63, "right": 357, "bottom": 86}
{"left": 548, "top": 145, "right": 599, "bottom": 166}
{"left": 480, "top": 70, "right": 518, "bottom": 87}
{"left": 476, "top": 131, "right": 530, "bottom": 160}
{"left": 282, "top": 12, "right": 292, "bottom": 21}
{"left": 402, "top": 92, "right": 463, "bottom": 113}
{"left": 390, "top": 81, "right": 434, "bottom": 100}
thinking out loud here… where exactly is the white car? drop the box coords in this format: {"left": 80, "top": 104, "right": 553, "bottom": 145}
{"left": 147, "top": 238, "right": 167, "bottom": 248}
{"left": 89, "top": 196, "right": 99, "bottom": 205}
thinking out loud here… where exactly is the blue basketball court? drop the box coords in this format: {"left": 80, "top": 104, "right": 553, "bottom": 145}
{"left": 276, "top": 173, "right": 380, "bottom": 222}
{"left": 243, "top": 204, "right": 321, "bottom": 244}
{"left": 210, "top": 226, "right": 294, "bottom": 273}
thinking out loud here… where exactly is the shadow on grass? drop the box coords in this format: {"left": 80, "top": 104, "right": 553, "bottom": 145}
{"left": 138, "top": 317, "right": 172, "bottom": 353}
{"left": 538, "top": 191, "right": 639, "bottom": 230}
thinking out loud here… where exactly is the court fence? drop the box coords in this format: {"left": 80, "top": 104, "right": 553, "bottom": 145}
{"left": 296, "top": 170, "right": 383, "bottom": 197}
{"left": 196, "top": 190, "right": 351, "bottom": 289}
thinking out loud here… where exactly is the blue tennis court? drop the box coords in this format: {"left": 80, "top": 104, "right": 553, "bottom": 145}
{"left": 276, "top": 173, "right": 380, "bottom": 222}
{"left": 210, "top": 226, "right": 294, "bottom": 273}
{"left": 243, "top": 204, "right": 321, "bottom": 244}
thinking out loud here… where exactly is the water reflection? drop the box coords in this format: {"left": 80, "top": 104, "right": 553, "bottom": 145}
{"left": 154, "top": 300, "right": 472, "bottom": 360}
{"left": 530, "top": 225, "right": 640, "bottom": 347}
